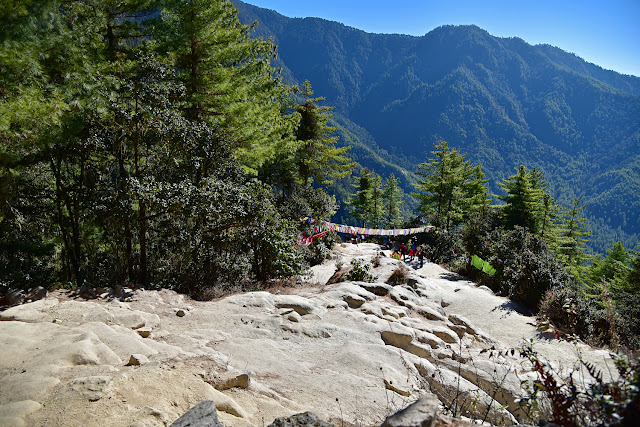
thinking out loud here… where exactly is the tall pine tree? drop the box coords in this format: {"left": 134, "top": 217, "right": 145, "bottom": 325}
{"left": 414, "top": 141, "right": 488, "bottom": 230}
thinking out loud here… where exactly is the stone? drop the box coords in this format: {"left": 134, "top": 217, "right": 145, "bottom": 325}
{"left": 114, "top": 311, "right": 146, "bottom": 329}
{"left": 287, "top": 312, "right": 301, "bottom": 323}
{"left": 406, "top": 278, "right": 422, "bottom": 290}
{"left": 268, "top": 411, "right": 335, "bottom": 427}
{"left": 5, "top": 290, "right": 25, "bottom": 307}
{"left": 273, "top": 295, "right": 320, "bottom": 315}
{"left": 478, "top": 285, "right": 494, "bottom": 295}
{"left": 68, "top": 376, "right": 113, "bottom": 401}
{"left": 170, "top": 401, "right": 222, "bottom": 427}
{"left": 381, "top": 395, "right": 439, "bottom": 427}
{"left": 27, "top": 287, "right": 47, "bottom": 302}
{"left": 447, "top": 314, "right": 480, "bottom": 336}
{"left": 204, "top": 370, "right": 250, "bottom": 391}
{"left": 176, "top": 309, "right": 186, "bottom": 317}
{"left": 0, "top": 400, "right": 42, "bottom": 419}
{"left": 76, "top": 286, "right": 97, "bottom": 299}
{"left": 137, "top": 328, "right": 151, "bottom": 338}
{"left": 343, "top": 294, "right": 366, "bottom": 308}
{"left": 380, "top": 329, "right": 414, "bottom": 349}
{"left": 448, "top": 324, "right": 466, "bottom": 338}
{"left": 127, "top": 354, "right": 150, "bottom": 366}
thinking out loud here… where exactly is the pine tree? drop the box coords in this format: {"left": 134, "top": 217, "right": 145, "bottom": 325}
{"left": 368, "top": 173, "right": 383, "bottom": 228}
{"left": 414, "top": 141, "right": 488, "bottom": 230}
{"left": 382, "top": 173, "right": 404, "bottom": 228}
{"left": 154, "top": 0, "right": 297, "bottom": 171}
{"left": 558, "top": 198, "right": 591, "bottom": 279}
{"left": 499, "top": 166, "right": 563, "bottom": 248}
{"left": 498, "top": 166, "right": 541, "bottom": 233}
{"left": 293, "top": 80, "right": 354, "bottom": 186}
{"left": 349, "top": 168, "right": 373, "bottom": 227}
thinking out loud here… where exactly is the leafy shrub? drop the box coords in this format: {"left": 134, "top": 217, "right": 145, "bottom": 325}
{"left": 421, "top": 228, "right": 463, "bottom": 264}
{"left": 305, "top": 232, "right": 341, "bottom": 266}
{"left": 613, "top": 290, "right": 640, "bottom": 351}
{"left": 344, "top": 259, "right": 377, "bottom": 282}
{"left": 486, "top": 227, "right": 570, "bottom": 311}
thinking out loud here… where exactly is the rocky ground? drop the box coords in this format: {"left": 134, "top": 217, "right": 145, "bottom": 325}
{"left": 0, "top": 243, "right": 614, "bottom": 426}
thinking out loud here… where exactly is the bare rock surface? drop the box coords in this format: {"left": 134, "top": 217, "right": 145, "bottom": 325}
{"left": 0, "top": 243, "right": 615, "bottom": 426}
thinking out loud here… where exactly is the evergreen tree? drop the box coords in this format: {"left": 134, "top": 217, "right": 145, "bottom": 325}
{"left": 293, "top": 80, "right": 354, "bottom": 186}
{"left": 0, "top": 0, "right": 308, "bottom": 294}
{"left": 349, "top": 167, "right": 373, "bottom": 227}
{"left": 154, "top": 0, "right": 297, "bottom": 171}
{"left": 627, "top": 244, "right": 640, "bottom": 293}
{"left": 498, "top": 165, "right": 563, "bottom": 241}
{"left": 382, "top": 173, "right": 404, "bottom": 228}
{"left": 588, "top": 242, "right": 631, "bottom": 293}
{"left": 414, "top": 141, "right": 488, "bottom": 230}
{"left": 498, "top": 165, "right": 542, "bottom": 233}
{"left": 558, "top": 198, "right": 591, "bottom": 279}
{"left": 368, "top": 173, "right": 383, "bottom": 228}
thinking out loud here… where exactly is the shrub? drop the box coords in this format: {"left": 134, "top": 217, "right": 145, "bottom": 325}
{"left": 486, "top": 227, "right": 570, "bottom": 311}
{"left": 421, "top": 228, "right": 463, "bottom": 264}
{"left": 344, "top": 259, "right": 377, "bottom": 282}
{"left": 387, "top": 265, "right": 409, "bottom": 285}
{"left": 518, "top": 341, "right": 640, "bottom": 426}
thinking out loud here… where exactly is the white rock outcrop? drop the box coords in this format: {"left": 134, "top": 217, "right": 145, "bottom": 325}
{"left": 0, "top": 243, "right": 614, "bottom": 426}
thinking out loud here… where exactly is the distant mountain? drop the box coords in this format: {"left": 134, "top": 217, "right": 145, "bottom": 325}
{"left": 233, "top": 0, "right": 640, "bottom": 253}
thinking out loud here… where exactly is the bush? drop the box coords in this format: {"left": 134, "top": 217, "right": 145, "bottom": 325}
{"left": 344, "top": 259, "right": 377, "bottom": 282}
{"left": 421, "top": 228, "right": 463, "bottom": 264}
{"left": 518, "top": 342, "right": 640, "bottom": 426}
{"left": 613, "top": 290, "right": 640, "bottom": 351}
{"left": 486, "top": 227, "right": 570, "bottom": 311}
{"left": 387, "top": 265, "right": 409, "bottom": 285}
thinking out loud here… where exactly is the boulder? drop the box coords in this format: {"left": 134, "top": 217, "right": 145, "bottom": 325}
{"left": 6, "top": 290, "right": 25, "bottom": 307}
{"left": 381, "top": 395, "right": 439, "bottom": 427}
{"left": 27, "top": 287, "right": 47, "bottom": 302}
{"left": 205, "top": 369, "right": 250, "bottom": 391}
{"left": 127, "top": 354, "right": 149, "bottom": 366}
{"left": 170, "top": 401, "right": 222, "bottom": 427}
{"left": 268, "top": 411, "right": 335, "bottom": 427}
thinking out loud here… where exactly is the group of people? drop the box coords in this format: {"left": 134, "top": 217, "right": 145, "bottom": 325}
{"left": 389, "top": 239, "right": 425, "bottom": 268}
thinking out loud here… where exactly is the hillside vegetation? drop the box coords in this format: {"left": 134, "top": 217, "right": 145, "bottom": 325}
{"left": 2, "top": 0, "right": 640, "bottom": 424}
{"left": 234, "top": 0, "right": 640, "bottom": 254}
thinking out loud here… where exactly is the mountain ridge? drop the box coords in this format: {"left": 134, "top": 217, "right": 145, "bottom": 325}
{"left": 234, "top": 0, "right": 640, "bottom": 252}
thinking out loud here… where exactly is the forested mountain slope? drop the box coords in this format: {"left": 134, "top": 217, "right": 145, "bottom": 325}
{"left": 234, "top": 0, "right": 640, "bottom": 253}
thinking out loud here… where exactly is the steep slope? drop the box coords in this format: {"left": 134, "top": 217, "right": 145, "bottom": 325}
{"left": 234, "top": 1, "right": 640, "bottom": 252}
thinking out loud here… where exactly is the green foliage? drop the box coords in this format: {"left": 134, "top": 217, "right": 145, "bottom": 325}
{"left": 292, "top": 80, "right": 355, "bottom": 186}
{"left": 414, "top": 141, "right": 488, "bottom": 231}
{"left": 155, "top": 0, "right": 297, "bottom": 171}
{"left": 348, "top": 167, "right": 374, "bottom": 227}
{"left": 382, "top": 173, "right": 404, "bottom": 228}
{"left": 344, "top": 258, "right": 377, "bottom": 283}
{"left": 0, "top": 0, "right": 311, "bottom": 298}
{"left": 420, "top": 228, "right": 463, "bottom": 265}
{"left": 233, "top": 6, "right": 640, "bottom": 254}
{"left": 557, "top": 199, "right": 591, "bottom": 280}
{"left": 484, "top": 227, "right": 570, "bottom": 310}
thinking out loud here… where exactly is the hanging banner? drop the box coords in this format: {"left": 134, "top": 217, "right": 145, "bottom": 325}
{"left": 471, "top": 254, "right": 496, "bottom": 276}
{"left": 300, "top": 218, "right": 434, "bottom": 236}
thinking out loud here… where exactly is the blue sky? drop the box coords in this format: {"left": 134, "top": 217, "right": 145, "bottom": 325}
{"left": 243, "top": 0, "right": 640, "bottom": 78}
